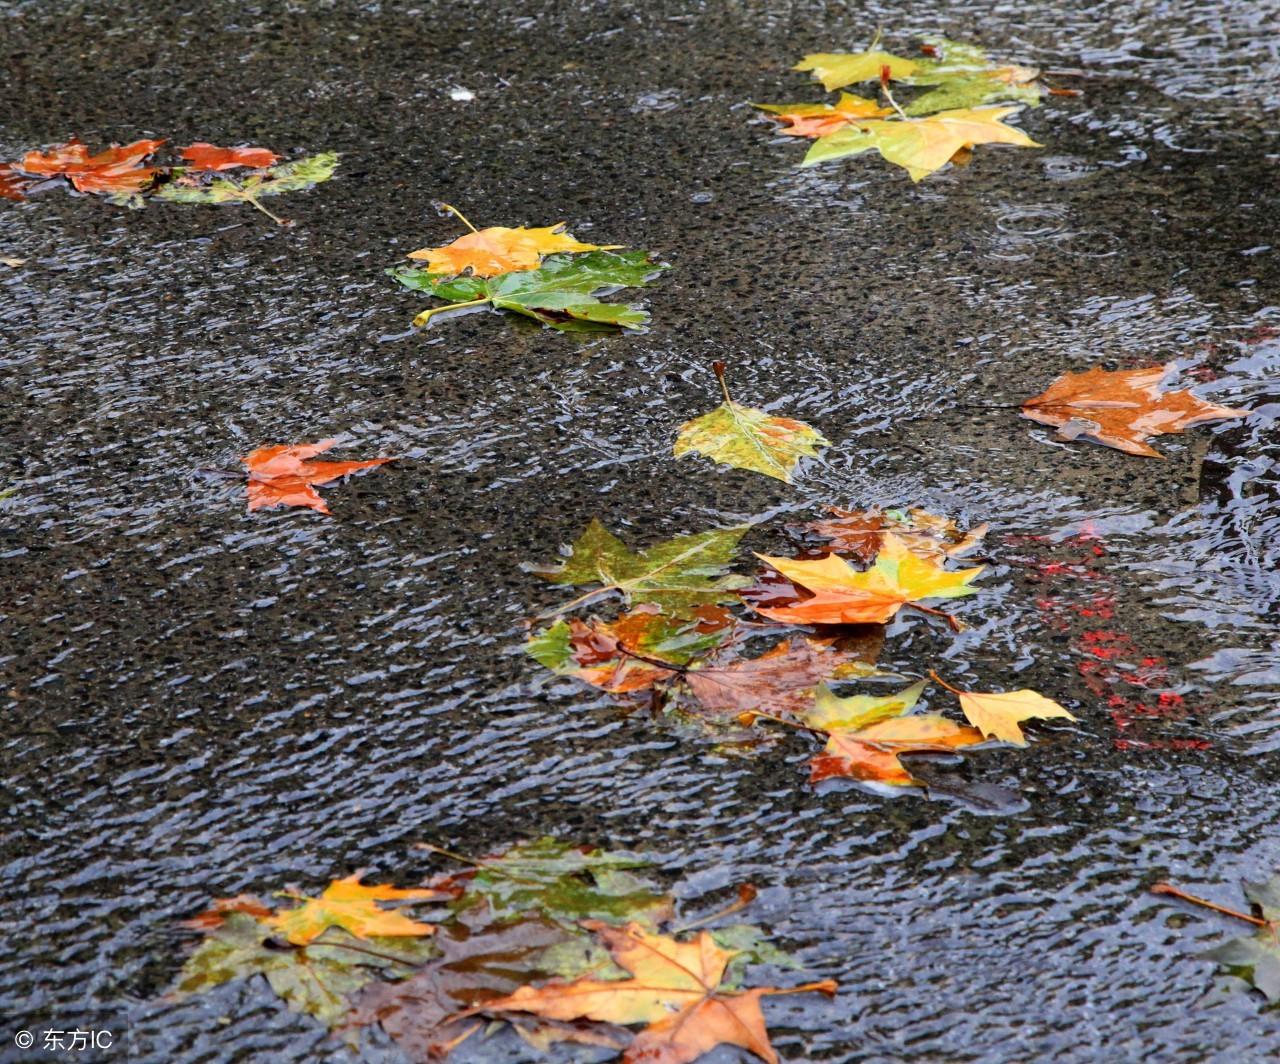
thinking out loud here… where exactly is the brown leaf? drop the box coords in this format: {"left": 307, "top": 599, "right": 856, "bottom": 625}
{"left": 1021, "top": 364, "right": 1248, "bottom": 457}
{"left": 805, "top": 507, "right": 987, "bottom": 564}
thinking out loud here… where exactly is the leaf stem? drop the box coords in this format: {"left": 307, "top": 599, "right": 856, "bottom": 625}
{"left": 675, "top": 884, "right": 758, "bottom": 932}
{"left": 437, "top": 202, "right": 479, "bottom": 233}
{"left": 712, "top": 360, "right": 733, "bottom": 405}
{"left": 414, "top": 297, "right": 489, "bottom": 327}
{"left": 927, "top": 669, "right": 964, "bottom": 696}
{"left": 224, "top": 176, "right": 289, "bottom": 226}
{"left": 1150, "top": 882, "right": 1275, "bottom": 929}
{"left": 535, "top": 584, "right": 620, "bottom": 620}
{"left": 908, "top": 603, "right": 964, "bottom": 632}
{"left": 881, "top": 82, "right": 910, "bottom": 121}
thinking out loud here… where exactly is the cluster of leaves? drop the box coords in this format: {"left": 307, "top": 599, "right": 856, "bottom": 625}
{"left": 0, "top": 138, "right": 336, "bottom": 223}
{"left": 389, "top": 204, "right": 667, "bottom": 332}
{"left": 174, "top": 839, "right": 834, "bottom": 1062}
{"left": 756, "top": 36, "right": 1050, "bottom": 180}
{"left": 525, "top": 508, "right": 1076, "bottom": 791}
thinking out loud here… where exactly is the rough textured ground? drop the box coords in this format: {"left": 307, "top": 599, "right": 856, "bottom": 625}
{"left": 1, "top": 0, "right": 1278, "bottom": 1061}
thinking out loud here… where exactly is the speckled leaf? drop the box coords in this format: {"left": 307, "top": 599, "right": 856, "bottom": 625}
{"left": 528, "top": 519, "right": 749, "bottom": 613}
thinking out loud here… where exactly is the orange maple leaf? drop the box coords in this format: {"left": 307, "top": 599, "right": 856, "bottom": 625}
{"left": 811, "top": 715, "right": 985, "bottom": 785}
{"left": 179, "top": 142, "right": 280, "bottom": 171}
{"left": 20, "top": 137, "right": 164, "bottom": 195}
{"left": 242, "top": 439, "right": 395, "bottom": 514}
{"left": 756, "top": 93, "right": 892, "bottom": 138}
{"left": 1021, "top": 364, "right": 1248, "bottom": 457}
{"left": 477, "top": 920, "right": 836, "bottom": 1064}
{"left": 265, "top": 873, "right": 446, "bottom": 946}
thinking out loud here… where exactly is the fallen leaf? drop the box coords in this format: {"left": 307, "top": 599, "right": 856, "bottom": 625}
{"left": 683, "top": 637, "right": 868, "bottom": 720}
{"left": 478, "top": 920, "right": 837, "bottom": 1064}
{"left": 803, "top": 106, "right": 1040, "bottom": 181}
{"left": 179, "top": 142, "right": 281, "bottom": 171}
{"left": 0, "top": 163, "right": 35, "bottom": 201}
{"left": 392, "top": 249, "right": 666, "bottom": 331}
{"left": 528, "top": 520, "right": 749, "bottom": 615}
{"left": 242, "top": 438, "right": 394, "bottom": 515}
{"left": 806, "top": 683, "right": 985, "bottom": 786}
{"left": 266, "top": 873, "right": 445, "bottom": 946}
{"left": 751, "top": 532, "right": 983, "bottom": 626}
{"left": 158, "top": 152, "right": 338, "bottom": 225}
{"left": 674, "top": 362, "right": 829, "bottom": 483}
{"left": 755, "top": 93, "right": 891, "bottom": 137}
{"left": 409, "top": 220, "right": 619, "bottom": 278}
{"left": 806, "top": 506, "right": 987, "bottom": 564}
{"left": 430, "top": 837, "right": 675, "bottom": 929}
{"left": 794, "top": 50, "right": 920, "bottom": 91}
{"left": 19, "top": 137, "right": 165, "bottom": 203}
{"left": 932, "top": 672, "right": 1076, "bottom": 745}
{"left": 1020, "top": 364, "right": 1249, "bottom": 457}
{"left": 1, "top": 256, "right": 25, "bottom": 268}
{"left": 1200, "top": 876, "right": 1280, "bottom": 1000}
{"left": 175, "top": 911, "right": 435, "bottom": 1026}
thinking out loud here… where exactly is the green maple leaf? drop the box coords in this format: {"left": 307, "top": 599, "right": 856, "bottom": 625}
{"left": 1202, "top": 876, "right": 1280, "bottom": 1000}
{"left": 157, "top": 152, "right": 338, "bottom": 225}
{"left": 526, "top": 519, "right": 749, "bottom": 613}
{"left": 175, "top": 913, "right": 434, "bottom": 1026}
{"left": 674, "top": 365, "right": 828, "bottom": 483}
{"left": 389, "top": 249, "right": 665, "bottom": 331}
{"left": 445, "top": 838, "right": 674, "bottom": 928}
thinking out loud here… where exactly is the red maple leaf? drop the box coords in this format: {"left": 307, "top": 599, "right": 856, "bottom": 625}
{"left": 179, "top": 143, "right": 281, "bottom": 172}
{"left": 242, "top": 439, "right": 395, "bottom": 514}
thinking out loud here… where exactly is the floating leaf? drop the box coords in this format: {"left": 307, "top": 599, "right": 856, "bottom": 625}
{"left": 755, "top": 93, "right": 891, "bottom": 137}
{"left": 478, "top": 920, "right": 837, "bottom": 1064}
{"left": 0, "top": 163, "right": 37, "bottom": 201}
{"left": 18, "top": 137, "right": 164, "bottom": 204}
{"left": 674, "top": 363, "right": 829, "bottom": 483}
{"left": 392, "top": 249, "right": 666, "bottom": 331}
{"left": 175, "top": 912, "right": 435, "bottom": 1026}
{"left": 805, "top": 506, "right": 987, "bottom": 564}
{"left": 751, "top": 532, "right": 983, "bottom": 626}
{"left": 266, "top": 873, "right": 446, "bottom": 946}
{"left": 1201, "top": 877, "right": 1280, "bottom": 1001}
{"left": 803, "top": 106, "right": 1040, "bottom": 181}
{"left": 528, "top": 520, "right": 749, "bottom": 615}
{"left": 179, "top": 142, "right": 281, "bottom": 171}
{"left": 241, "top": 439, "right": 395, "bottom": 515}
{"left": 807, "top": 680, "right": 928, "bottom": 732}
{"left": 158, "top": 152, "right": 338, "bottom": 225}
{"left": 409, "top": 216, "right": 619, "bottom": 278}
{"left": 932, "top": 672, "right": 1076, "bottom": 745}
{"left": 1021, "top": 364, "right": 1249, "bottom": 458}
{"left": 794, "top": 50, "right": 920, "bottom": 92}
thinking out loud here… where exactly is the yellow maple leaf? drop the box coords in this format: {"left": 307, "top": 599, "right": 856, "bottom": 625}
{"left": 794, "top": 50, "right": 920, "bottom": 91}
{"left": 751, "top": 532, "right": 983, "bottom": 626}
{"left": 408, "top": 216, "right": 619, "bottom": 278}
{"left": 265, "top": 873, "right": 444, "bottom": 945}
{"left": 932, "top": 672, "right": 1077, "bottom": 744}
{"left": 803, "top": 106, "right": 1040, "bottom": 181}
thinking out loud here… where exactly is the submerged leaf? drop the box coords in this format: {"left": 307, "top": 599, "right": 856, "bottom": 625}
{"left": 805, "top": 506, "right": 987, "bottom": 564}
{"left": 266, "top": 873, "right": 446, "bottom": 946}
{"left": 1021, "top": 364, "right": 1249, "bottom": 457}
{"left": 1195, "top": 877, "right": 1280, "bottom": 1001}
{"left": 803, "top": 106, "right": 1040, "bottom": 181}
{"left": 528, "top": 519, "right": 749, "bottom": 614}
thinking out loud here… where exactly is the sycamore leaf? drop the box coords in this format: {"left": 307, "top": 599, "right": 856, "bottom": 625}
{"left": 158, "top": 152, "right": 338, "bottom": 225}
{"left": 905, "top": 76, "right": 1041, "bottom": 116}
{"left": 478, "top": 921, "right": 837, "bottom": 1064}
{"left": 805, "top": 506, "right": 987, "bottom": 564}
{"left": 392, "top": 249, "right": 666, "bottom": 331}
{"left": 810, "top": 714, "right": 986, "bottom": 786}
{"left": 754, "top": 93, "right": 891, "bottom": 137}
{"left": 674, "top": 363, "right": 829, "bottom": 483}
{"left": 794, "top": 50, "right": 920, "bottom": 91}
{"left": 1021, "top": 364, "right": 1249, "bottom": 458}
{"left": 1201, "top": 877, "right": 1280, "bottom": 1001}
{"left": 527, "top": 520, "right": 749, "bottom": 614}
{"left": 179, "top": 142, "right": 281, "bottom": 171}
{"left": 803, "top": 106, "right": 1040, "bottom": 181}
{"left": 409, "top": 221, "right": 619, "bottom": 278}
{"left": 933, "top": 674, "right": 1076, "bottom": 745}
{"left": 242, "top": 439, "right": 395, "bottom": 515}
{"left": 683, "top": 637, "right": 869, "bottom": 720}
{"left": 529, "top": 606, "right": 733, "bottom": 694}
{"left": 431, "top": 838, "right": 675, "bottom": 929}
{"left": 175, "top": 912, "right": 435, "bottom": 1026}
{"left": 266, "top": 873, "right": 446, "bottom": 946}
{"left": 807, "top": 680, "right": 927, "bottom": 732}
{"left": 751, "top": 532, "right": 983, "bottom": 626}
